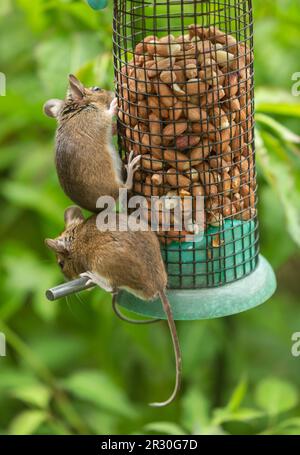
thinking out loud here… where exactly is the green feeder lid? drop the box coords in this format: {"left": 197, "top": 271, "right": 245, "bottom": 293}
{"left": 87, "top": 0, "right": 108, "bottom": 10}
{"left": 117, "top": 255, "right": 277, "bottom": 321}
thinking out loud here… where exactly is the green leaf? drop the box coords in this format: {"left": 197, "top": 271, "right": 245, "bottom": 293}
{"left": 256, "top": 130, "right": 300, "bottom": 247}
{"left": 0, "top": 246, "right": 61, "bottom": 321}
{"left": 1, "top": 181, "right": 64, "bottom": 225}
{"left": 9, "top": 410, "right": 48, "bottom": 435}
{"left": 0, "top": 368, "right": 36, "bottom": 391}
{"left": 17, "top": 0, "right": 49, "bottom": 33}
{"left": 35, "top": 33, "right": 103, "bottom": 96}
{"left": 77, "top": 53, "right": 114, "bottom": 90}
{"left": 45, "top": 420, "right": 72, "bottom": 436}
{"left": 62, "top": 370, "right": 137, "bottom": 419}
{"left": 58, "top": 3, "right": 100, "bottom": 30}
{"left": 0, "top": 0, "right": 11, "bottom": 17}
{"left": 255, "top": 377, "right": 298, "bottom": 415}
{"left": 226, "top": 377, "right": 248, "bottom": 412}
{"left": 261, "top": 418, "right": 300, "bottom": 435}
{"left": 259, "top": 186, "right": 296, "bottom": 268}
{"left": 29, "top": 334, "right": 85, "bottom": 371}
{"left": 212, "top": 407, "right": 263, "bottom": 426}
{"left": 256, "top": 113, "right": 300, "bottom": 144}
{"left": 10, "top": 384, "right": 51, "bottom": 409}
{"left": 144, "top": 422, "right": 187, "bottom": 435}
{"left": 256, "top": 88, "right": 300, "bottom": 118}
{"left": 181, "top": 388, "right": 211, "bottom": 434}
{"left": 80, "top": 408, "right": 117, "bottom": 435}
{"left": 199, "top": 425, "right": 228, "bottom": 435}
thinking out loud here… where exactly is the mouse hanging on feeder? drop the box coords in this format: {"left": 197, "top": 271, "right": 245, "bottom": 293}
{"left": 45, "top": 206, "right": 182, "bottom": 407}
{"left": 43, "top": 75, "right": 141, "bottom": 213}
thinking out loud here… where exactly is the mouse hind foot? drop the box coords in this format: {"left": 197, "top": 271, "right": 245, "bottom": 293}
{"left": 125, "top": 151, "right": 141, "bottom": 190}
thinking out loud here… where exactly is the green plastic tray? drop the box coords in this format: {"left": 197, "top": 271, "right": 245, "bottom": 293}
{"left": 117, "top": 255, "right": 276, "bottom": 320}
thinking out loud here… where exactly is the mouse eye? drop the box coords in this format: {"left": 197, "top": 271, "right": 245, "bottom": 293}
{"left": 91, "top": 86, "right": 102, "bottom": 92}
{"left": 58, "top": 260, "right": 64, "bottom": 269}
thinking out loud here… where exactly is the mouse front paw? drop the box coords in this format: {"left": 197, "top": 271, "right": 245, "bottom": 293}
{"left": 108, "top": 97, "right": 118, "bottom": 117}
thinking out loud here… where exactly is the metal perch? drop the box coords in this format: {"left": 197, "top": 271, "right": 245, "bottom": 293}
{"left": 45, "top": 277, "right": 95, "bottom": 301}
{"left": 46, "top": 277, "right": 160, "bottom": 325}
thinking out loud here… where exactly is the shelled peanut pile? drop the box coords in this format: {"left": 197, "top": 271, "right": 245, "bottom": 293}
{"left": 117, "top": 25, "right": 256, "bottom": 243}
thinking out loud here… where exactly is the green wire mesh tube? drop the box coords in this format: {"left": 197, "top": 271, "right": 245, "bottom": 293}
{"left": 112, "top": 0, "right": 276, "bottom": 318}
{"left": 113, "top": 1, "right": 257, "bottom": 286}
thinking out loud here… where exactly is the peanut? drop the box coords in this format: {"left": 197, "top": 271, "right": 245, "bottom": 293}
{"left": 152, "top": 80, "right": 176, "bottom": 107}
{"left": 190, "top": 140, "right": 211, "bottom": 165}
{"left": 188, "top": 168, "right": 200, "bottom": 182}
{"left": 156, "top": 35, "right": 182, "bottom": 57}
{"left": 160, "top": 70, "right": 176, "bottom": 84}
{"left": 169, "top": 100, "right": 183, "bottom": 121}
{"left": 186, "top": 78, "right": 207, "bottom": 96}
{"left": 185, "top": 63, "right": 198, "bottom": 79}
{"left": 149, "top": 113, "right": 162, "bottom": 145}
{"left": 147, "top": 96, "right": 169, "bottom": 119}
{"left": 152, "top": 173, "right": 163, "bottom": 186}
{"left": 147, "top": 57, "right": 176, "bottom": 78}
{"left": 191, "top": 183, "right": 205, "bottom": 197}
{"left": 215, "top": 50, "right": 234, "bottom": 66}
{"left": 162, "top": 122, "right": 188, "bottom": 144}
{"left": 166, "top": 168, "right": 191, "bottom": 189}
{"left": 141, "top": 154, "right": 164, "bottom": 171}
{"left": 176, "top": 135, "right": 200, "bottom": 150}
{"left": 185, "top": 103, "right": 208, "bottom": 122}
{"left": 163, "top": 149, "right": 191, "bottom": 172}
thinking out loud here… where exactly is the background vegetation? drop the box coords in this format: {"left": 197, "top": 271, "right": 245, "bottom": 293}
{"left": 0, "top": 0, "right": 299, "bottom": 435}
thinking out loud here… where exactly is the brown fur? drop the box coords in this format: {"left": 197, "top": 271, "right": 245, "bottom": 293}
{"left": 44, "top": 75, "right": 123, "bottom": 212}
{"left": 45, "top": 206, "right": 181, "bottom": 407}
{"left": 46, "top": 207, "right": 167, "bottom": 299}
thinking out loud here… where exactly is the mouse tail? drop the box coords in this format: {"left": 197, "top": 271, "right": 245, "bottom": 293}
{"left": 112, "top": 293, "right": 161, "bottom": 325}
{"left": 149, "top": 290, "right": 182, "bottom": 407}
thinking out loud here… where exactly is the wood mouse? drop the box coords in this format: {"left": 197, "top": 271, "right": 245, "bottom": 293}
{"left": 45, "top": 206, "right": 182, "bottom": 407}
{"left": 43, "top": 75, "right": 140, "bottom": 212}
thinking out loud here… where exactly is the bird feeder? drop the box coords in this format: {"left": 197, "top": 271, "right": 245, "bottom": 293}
{"left": 113, "top": 0, "right": 276, "bottom": 319}
{"left": 46, "top": 0, "right": 276, "bottom": 321}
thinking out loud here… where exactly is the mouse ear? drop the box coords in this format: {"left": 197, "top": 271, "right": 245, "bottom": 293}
{"left": 68, "top": 74, "right": 85, "bottom": 100}
{"left": 45, "top": 238, "right": 68, "bottom": 254}
{"left": 43, "top": 99, "right": 64, "bottom": 118}
{"left": 64, "top": 206, "right": 85, "bottom": 228}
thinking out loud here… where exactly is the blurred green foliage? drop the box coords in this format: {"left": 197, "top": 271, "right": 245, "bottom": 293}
{"left": 0, "top": 0, "right": 300, "bottom": 435}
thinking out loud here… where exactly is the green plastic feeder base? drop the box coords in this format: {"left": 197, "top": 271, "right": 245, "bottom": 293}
{"left": 117, "top": 255, "right": 276, "bottom": 320}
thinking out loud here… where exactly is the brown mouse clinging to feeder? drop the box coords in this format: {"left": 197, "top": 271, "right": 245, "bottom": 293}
{"left": 45, "top": 206, "right": 182, "bottom": 407}
{"left": 43, "top": 75, "right": 141, "bottom": 212}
